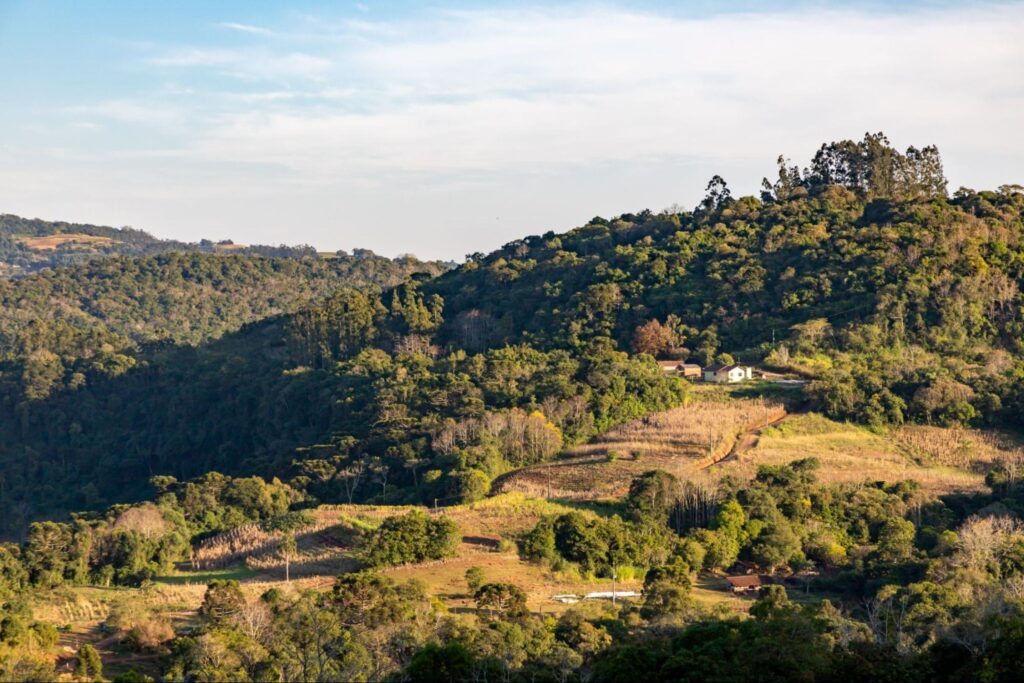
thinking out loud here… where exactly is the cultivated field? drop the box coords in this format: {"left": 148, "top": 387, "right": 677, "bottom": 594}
{"left": 494, "top": 397, "right": 786, "bottom": 500}
{"left": 713, "top": 413, "right": 1017, "bottom": 493}
{"left": 15, "top": 233, "right": 116, "bottom": 250}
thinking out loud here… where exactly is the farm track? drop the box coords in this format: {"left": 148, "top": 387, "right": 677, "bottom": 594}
{"left": 492, "top": 400, "right": 791, "bottom": 500}
{"left": 700, "top": 410, "right": 793, "bottom": 469}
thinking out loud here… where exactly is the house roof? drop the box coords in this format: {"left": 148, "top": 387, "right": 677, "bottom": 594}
{"left": 726, "top": 575, "right": 764, "bottom": 588}
{"left": 705, "top": 364, "right": 739, "bottom": 372}
{"left": 679, "top": 363, "right": 702, "bottom": 369}
{"left": 656, "top": 360, "right": 682, "bottom": 368}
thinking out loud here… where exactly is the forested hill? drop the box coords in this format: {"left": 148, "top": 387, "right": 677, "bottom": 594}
{"left": 425, "top": 134, "right": 1024, "bottom": 427}
{"left": 0, "top": 213, "right": 383, "bottom": 277}
{"left": 0, "top": 251, "right": 446, "bottom": 398}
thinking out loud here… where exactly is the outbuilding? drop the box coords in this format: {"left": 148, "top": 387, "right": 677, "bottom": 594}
{"left": 725, "top": 575, "right": 764, "bottom": 594}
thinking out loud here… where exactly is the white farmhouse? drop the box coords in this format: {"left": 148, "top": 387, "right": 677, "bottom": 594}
{"left": 703, "top": 364, "right": 753, "bottom": 383}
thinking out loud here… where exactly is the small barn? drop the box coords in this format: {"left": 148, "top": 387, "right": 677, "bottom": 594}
{"left": 656, "top": 360, "right": 703, "bottom": 379}
{"left": 679, "top": 363, "right": 702, "bottom": 379}
{"left": 725, "top": 575, "right": 764, "bottom": 594}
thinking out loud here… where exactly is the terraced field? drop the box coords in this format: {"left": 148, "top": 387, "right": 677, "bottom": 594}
{"left": 494, "top": 398, "right": 786, "bottom": 500}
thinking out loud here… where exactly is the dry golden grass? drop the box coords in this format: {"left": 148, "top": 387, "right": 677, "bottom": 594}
{"left": 716, "top": 414, "right": 991, "bottom": 493}
{"left": 15, "top": 233, "right": 115, "bottom": 250}
{"left": 494, "top": 399, "right": 785, "bottom": 500}
{"left": 891, "top": 425, "right": 1023, "bottom": 471}
{"left": 383, "top": 547, "right": 643, "bottom": 613}
{"left": 321, "top": 493, "right": 601, "bottom": 539}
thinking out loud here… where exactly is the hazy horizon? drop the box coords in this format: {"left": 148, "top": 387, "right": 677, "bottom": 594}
{"left": 2, "top": 0, "right": 1022, "bottom": 260}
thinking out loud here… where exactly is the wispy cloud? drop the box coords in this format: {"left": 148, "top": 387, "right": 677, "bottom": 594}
{"left": 162, "top": 4, "right": 1024, "bottom": 180}
{"left": 149, "top": 47, "right": 333, "bottom": 80}
{"left": 218, "top": 21, "right": 273, "bottom": 36}
{"left": 5, "top": 3, "right": 1024, "bottom": 258}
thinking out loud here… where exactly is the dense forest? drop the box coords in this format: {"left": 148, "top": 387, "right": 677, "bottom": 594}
{"left": 1, "top": 134, "right": 1024, "bottom": 681}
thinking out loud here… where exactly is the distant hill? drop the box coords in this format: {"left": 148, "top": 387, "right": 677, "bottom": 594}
{"left": 0, "top": 213, "right": 364, "bottom": 277}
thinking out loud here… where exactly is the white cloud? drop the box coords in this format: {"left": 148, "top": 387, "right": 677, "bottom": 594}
{"left": 218, "top": 21, "right": 274, "bottom": 36}
{"left": 175, "top": 4, "right": 1024, "bottom": 183}
{"left": 149, "top": 47, "right": 333, "bottom": 81}
{"left": 6, "top": 3, "right": 1024, "bottom": 258}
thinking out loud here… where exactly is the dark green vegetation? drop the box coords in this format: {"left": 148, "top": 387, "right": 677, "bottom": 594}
{"left": 359, "top": 511, "right": 460, "bottom": 567}
{"left": 2, "top": 134, "right": 1024, "bottom": 681}
{"left": 1, "top": 273, "right": 682, "bottom": 533}
{"left": 6, "top": 134, "right": 1022, "bottom": 538}
{"left": 0, "top": 213, "right": 332, "bottom": 277}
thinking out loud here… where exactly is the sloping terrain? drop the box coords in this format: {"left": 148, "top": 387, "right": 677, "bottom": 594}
{"left": 494, "top": 397, "right": 786, "bottom": 499}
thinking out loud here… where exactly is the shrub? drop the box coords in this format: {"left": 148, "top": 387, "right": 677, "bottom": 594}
{"left": 465, "top": 566, "right": 485, "bottom": 593}
{"left": 521, "top": 520, "right": 557, "bottom": 562}
{"left": 361, "top": 511, "right": 460, "bottom": 567}
{"left": 75, "top": 643, "right": 103, "bottom": 679}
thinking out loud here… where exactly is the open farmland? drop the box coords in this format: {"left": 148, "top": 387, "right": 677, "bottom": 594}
{"left": 494, "top": 397, "right": 787, "bottom": 500}
{"left": 707, "top": 413, "right": 1021, "bottom": 493}
{"left": 15, "top": 233, "right": 116, "bottom": 250}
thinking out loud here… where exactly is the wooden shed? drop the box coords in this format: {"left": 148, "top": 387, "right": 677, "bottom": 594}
{"left": 725, "top": 575, "right": 764, "bottom": 594}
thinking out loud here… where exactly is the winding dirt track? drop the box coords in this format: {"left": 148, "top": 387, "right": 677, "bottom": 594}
{"left": 699, "top": 410, "right": 793, "bottom": 469}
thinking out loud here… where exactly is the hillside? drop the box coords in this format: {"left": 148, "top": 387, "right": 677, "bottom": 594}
{"left": 3, "top": 135, "right": 1024, "bottom": 536}
{"left": 0, "top": 213, "right": 346, "bottom": 277}
{"left": 425, "top": 136, "right": 1024, "bottom": 429}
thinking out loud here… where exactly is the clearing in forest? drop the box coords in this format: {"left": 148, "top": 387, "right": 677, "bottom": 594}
{"left": 15, "top": 233, "right": 116, "bottom": 250}
{"left": 711, "top": 413, "right": 1019, "bottom": 494}
{"left": 493, "top": 398, "right": 786, "bottom": 500}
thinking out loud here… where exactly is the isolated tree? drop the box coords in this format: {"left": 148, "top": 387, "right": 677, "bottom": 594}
{"left": 632, "top": 319, "right": 675, "bottom": 357}
{"left": 200, "top": 580, "right": 246, "bottom": 626}
{"left": 699, "top": 175, "right": 733, "bottom": 213}
{"left": 475, "top": 582, "right": 528, "bottom": 620}
{"left": 278, "top": 533, "right": 298, "bottom": 583}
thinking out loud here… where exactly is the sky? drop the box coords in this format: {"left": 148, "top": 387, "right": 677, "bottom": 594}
{"left": 0, "top": 1, "right": 1022, "bottom": 260}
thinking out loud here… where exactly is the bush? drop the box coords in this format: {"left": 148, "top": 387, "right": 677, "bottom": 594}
{"left": 361, "top": 511, "right": 460, "bottom": 567}
{"left": 465, "top": 566, "right": 485, "bottom": 593}
{"left": 75, "top": 643, "right": 103, "bottom": 679}
{"left": 521, "top": 521, "right": 557, "bottom": 562}
{"left": 128, "top": 615, "right": 175, "bottom": 650}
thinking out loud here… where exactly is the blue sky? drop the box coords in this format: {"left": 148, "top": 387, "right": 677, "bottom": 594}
{"left": 1, "top": 1, "right": 1022, "bottom": 259}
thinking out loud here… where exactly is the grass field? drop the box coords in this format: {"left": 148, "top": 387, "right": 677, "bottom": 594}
{"left": 494, "top": 397, "right": 786, "bottom": 500}
{"left": 705, "top": 412, "right": 1014, "bottom": 493}
{"left": 15, "top": 233, "right": 116, "bottom": 250}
